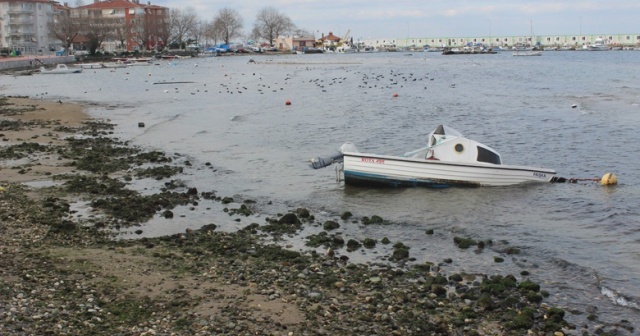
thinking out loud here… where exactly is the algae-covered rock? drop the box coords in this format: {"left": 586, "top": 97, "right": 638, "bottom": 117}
{"left": 323, "top": 220, "right": 340, "bottom": 231}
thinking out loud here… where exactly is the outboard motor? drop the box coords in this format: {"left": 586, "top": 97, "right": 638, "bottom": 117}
{"left": 309, "top": 142, "right": 358, "bottom": 169}
{"left": 310, "top": 152, "right": 344, "bottom": 169}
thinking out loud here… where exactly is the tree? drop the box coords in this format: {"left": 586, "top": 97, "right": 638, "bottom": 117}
{"left": 292, "top": 28, "right": 314, "bottom": 38}
{"left": 49, "top": 10, "right": 82, "bottom": 55}
{"left": 253, "top": 7, "right": 294, "bottom": 46}
{"left": 112, "top": 20, "right": 131, "bottom": 52}
{"left": 131, "top": 15, "right": 154, "bottom": 52}
{"left": 203, "top": 20, "right": 221, "bottom": 45}
{"left": 190, "top": 19, "right": 207, "bottom": 48}
{"left": 170, "top": 7, "right": 198, "bottom": 49}
{"left": 212, "top": 8, "right": 243, "bottom": 45}
{"left": 85, "top": 17, "right": 115, "bottom": 54}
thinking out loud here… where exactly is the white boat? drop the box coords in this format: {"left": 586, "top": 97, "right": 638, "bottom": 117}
{"left": 102, "top": 62, "right": 127, "bottom": 68}
{"left": 77, "top": 63, "right": 104, "bottom": 69}
{"left": 513, "top": 50, "right": 543, "bottom": 56}
{"left": 39, "top": 64, "right": 82, "bottom": 74}
{"left": 588, "top": 38, "right": 609, "bottom": 51}
{"left": 112, "top": 57, "right": 152, "bottom": 66}
{"left": 313, "top": 125, "right": 556, "bottom": 187}
{"left": 126, "top": 59, "right": 151, "bottom": 66}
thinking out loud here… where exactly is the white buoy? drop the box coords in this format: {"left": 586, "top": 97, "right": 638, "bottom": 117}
{"left": 600, "top": 173, "right": 618, "bottom": 186}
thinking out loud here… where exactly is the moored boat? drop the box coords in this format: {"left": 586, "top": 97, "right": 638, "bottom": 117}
{"left": 312, "top": 125, "right": 555, "bottom": 187}
{"left": 588, "top": 38, "right": 609, "bottom": 51}
{"left": 77, "top": 63, "right": 105, "bottom": 69}
{"left": 513, "top": 50, "right": 543, "bottom": 56}
{"left": 102, "top": 62, "right": 127, "bottom": 68}
{"left": 39, "top": 64, "right": 82, "bottom": 74}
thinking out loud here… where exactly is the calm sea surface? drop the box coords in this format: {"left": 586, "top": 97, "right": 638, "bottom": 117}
{"left": 3, "top": 50, "right": 640, "bottom": 330}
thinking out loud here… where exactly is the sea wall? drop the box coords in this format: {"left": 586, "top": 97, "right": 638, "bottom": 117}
{"left": 0, "top": 55, "right": 76, "bottom": 71}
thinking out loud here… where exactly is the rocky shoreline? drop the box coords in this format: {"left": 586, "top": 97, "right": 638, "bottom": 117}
{"left": 0, "top": 96, "right": 633, "bottom": 335}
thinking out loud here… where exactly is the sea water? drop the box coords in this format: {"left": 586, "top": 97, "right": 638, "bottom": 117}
{"left": 3, "top": 50, "right": 640, "bottom": 330}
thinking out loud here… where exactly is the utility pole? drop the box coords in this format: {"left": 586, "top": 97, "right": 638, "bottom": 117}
{"left": 488, "top": 20, "right": 492, "bottom": 46}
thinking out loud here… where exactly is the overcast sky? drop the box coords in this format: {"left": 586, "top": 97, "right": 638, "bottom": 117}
{"left": 150, "top": 1, "right": 640, "bottom": 40}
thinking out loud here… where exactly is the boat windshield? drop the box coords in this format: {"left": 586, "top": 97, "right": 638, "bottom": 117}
{"left": 427, "top": 125, "right": 463, "bottom": 146}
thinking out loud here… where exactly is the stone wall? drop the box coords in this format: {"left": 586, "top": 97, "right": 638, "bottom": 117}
{"left": 0, "top": 56, "right": 76, "bottom": 71}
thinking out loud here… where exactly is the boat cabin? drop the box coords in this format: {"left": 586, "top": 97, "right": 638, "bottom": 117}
{"left": 404, "top": 125, "right": 502, "bottom": 165}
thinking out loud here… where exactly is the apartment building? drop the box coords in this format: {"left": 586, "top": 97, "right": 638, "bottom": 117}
{"left": 72, "top": 0, "right": 169, "bottom": 52}
{"left": 0, "top": 0, "right": 59, "bottom": 54}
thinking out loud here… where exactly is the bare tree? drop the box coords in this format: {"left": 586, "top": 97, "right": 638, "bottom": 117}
{"left": 292, "top": 28, "right": 314, "bottom": 38}
{"left": 131, "top": 16, "right": 153, "bottom": 52}
{"left": 85, "top": 17, "right": 115, "bottom": 54}
{"left": 189, "top": 19, "right": 207, "bottom": 48}
{"left": 212, "top": 8, "right": 243, "bottom": 45}
{"left": 253, "top": 7, "right": 294, "bottom": 46}
{"left": 170, "top": 7, "right": 198, "bottom": 49}
{"left": 203, "top": 20, "right": 221, "bottom": 45}
{"left": 49, "top": 10, "right": 82, "bottom": 55}
{"left": 112, "top": 20, "right": 130, "bottom": 52}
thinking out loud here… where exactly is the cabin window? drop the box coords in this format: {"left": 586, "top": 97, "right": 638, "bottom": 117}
{"left": 477, "top": 147, "right": 501, "bottom": 164}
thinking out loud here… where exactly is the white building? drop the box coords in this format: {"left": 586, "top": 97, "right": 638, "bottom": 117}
{"left": 366, "top": 34, "right": 640, "bottom": 49}
{"left": 0, "top": 0, "right": 60, "bottom": 54}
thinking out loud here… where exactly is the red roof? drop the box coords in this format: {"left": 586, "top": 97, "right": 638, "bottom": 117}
{"left": 320, "top": 32, "right": 341, "bottom": 42}
{"left": 0, "top": 0, "right": 51, "bottom": 3}
{"left": 53, "top": 2, "right": 71, "bottom": 10}
{"left": 76, "top": 0, "right": 142, "bottom": 10}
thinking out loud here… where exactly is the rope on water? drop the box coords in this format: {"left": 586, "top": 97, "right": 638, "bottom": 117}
{"left": 551, "top": 173, "right": 617, "bottom": 186}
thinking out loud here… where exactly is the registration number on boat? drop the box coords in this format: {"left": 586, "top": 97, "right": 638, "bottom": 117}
{"left": 533, "top": 172, "right": 546, "bottom": 178}
{"left": 361, "top": 157, "right": 385, "bottom": 164}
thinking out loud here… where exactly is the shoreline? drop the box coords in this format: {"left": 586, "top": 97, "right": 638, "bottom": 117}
{"left": 0, "top": 95, "right": 630, "bottom": 335}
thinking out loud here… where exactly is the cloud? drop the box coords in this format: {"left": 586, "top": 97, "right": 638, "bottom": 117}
{"left": 148, "top": 0, "right": 640, "bottom": 38}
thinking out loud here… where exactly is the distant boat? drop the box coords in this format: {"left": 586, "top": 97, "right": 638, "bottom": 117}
{"left": 443, "top": 46, "right": 496, "bottom": 55}
{"left": 513, "top": 50, "right": 543, "bottom": 56}
{"left": 102, "top": 62, "right": 127, "bottom": 69}
{"left": 40, "top": 64, "right": 82, "bottom": 74}
{"left": 513, "top": 21, "right": 543, "bottom": 56}
{"left": 588, "top": 38, "right": 610, "bottom": 51}
{"left": 297, "top": 47, "right": 324, "bottom": 54}
{"left": 77, "top": 63, "right": 104, "bottom": 69}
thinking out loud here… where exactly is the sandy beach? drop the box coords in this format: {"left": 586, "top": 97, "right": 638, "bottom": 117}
{"left": 2, "top": 95, "right": 627, "bottom": 335}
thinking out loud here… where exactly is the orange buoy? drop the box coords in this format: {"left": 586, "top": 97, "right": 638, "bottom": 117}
{"left": 393, "top": 93, "right": 399, "bottom": 97}
{"left": 285, "top": 99, "right": 292, "bottom": 106}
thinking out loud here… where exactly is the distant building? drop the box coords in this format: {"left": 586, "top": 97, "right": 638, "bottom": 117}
{"left": 319, "top": 32, "right": 341, "bottom": 50}
{"left": 72, "top": 0, "right": 169, "bottom": 52}
{"left": 367, "top": 33, "right": 640, "bottom": 49}
{"left": 274, "top": 35, "right": 316, "bottom": 51}
{"left": 0, "top": 0, "right": 59, "bottom": 53}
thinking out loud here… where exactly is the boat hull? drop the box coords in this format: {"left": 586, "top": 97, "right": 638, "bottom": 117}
{"left": 342, "top": 153, "right": 555, "bottom": 187}
{"left": 77, "top": 63, "right": 104, "bottom": 69}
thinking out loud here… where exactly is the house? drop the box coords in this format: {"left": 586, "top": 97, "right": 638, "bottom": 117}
{"left": 319, "top": 32, "right": 341, "bottom": 50}
{"left": 273, "top": 36, "right": 316, "bottom": 51}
